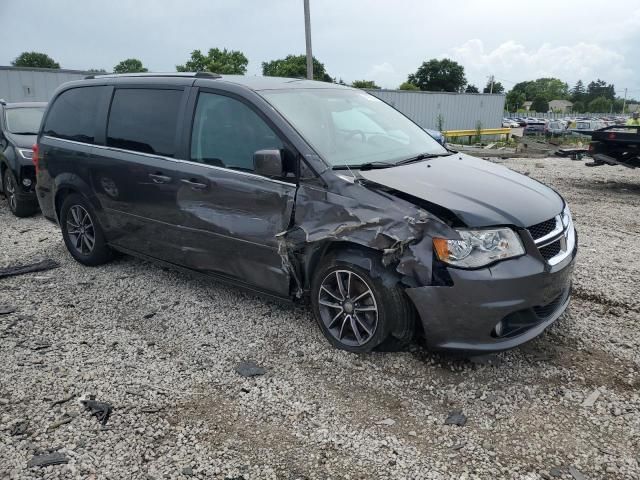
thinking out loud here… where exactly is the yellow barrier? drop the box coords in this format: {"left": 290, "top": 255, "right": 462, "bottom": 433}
{"left": 442, "top": 128, "right": 511, "bottom": 138}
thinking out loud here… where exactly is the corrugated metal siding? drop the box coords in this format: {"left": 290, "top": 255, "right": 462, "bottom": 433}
{"left": 0, "top": 67, "right": 89, "bottom": 102}
{"left": 367, "top": 89, "right": 506, "bottom": 131}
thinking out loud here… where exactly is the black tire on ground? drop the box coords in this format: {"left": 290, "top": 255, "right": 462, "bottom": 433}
{"left": 60, "top": 193, "right": 113, "bottom": 266}
{"left": 311, "top": 254, "right": 416, "bottom": 353}
{"left": 3, "top": 169, "right": 38, "bottom": 217}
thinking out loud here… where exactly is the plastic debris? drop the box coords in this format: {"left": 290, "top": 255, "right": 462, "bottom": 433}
{"left": 0, "top": 258, "right": 60, "bottom": 279}
{"left": 80, "top": 395, "right": 113, "bottom": 426}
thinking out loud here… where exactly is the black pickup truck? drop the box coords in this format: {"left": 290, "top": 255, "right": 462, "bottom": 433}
{"left": 588, "top": 125, "right": 640, "bottom": 169}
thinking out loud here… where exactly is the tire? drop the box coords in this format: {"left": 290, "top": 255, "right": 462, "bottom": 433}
{"left": 3, "top": 169, "right": 37, "bottom": 217}
{"left": 310, "top": 254, "right": 416, "bottom": 353}
{"left": 60, "top": 193, "right": 113, "bottom": 266}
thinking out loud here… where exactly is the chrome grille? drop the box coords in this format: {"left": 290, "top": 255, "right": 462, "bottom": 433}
{"left": 527, "top": 218, "right": 557, "bottom": 241}
{"left": 539, "top": 239, "right": 562, "bottom": 260}
{"left": 527, "top": 209, "right": 575, "bottom": 265}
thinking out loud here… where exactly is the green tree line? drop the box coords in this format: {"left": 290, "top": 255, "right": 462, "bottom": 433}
{"left": 9, "top": 50, "right": 637, "bottom": 112}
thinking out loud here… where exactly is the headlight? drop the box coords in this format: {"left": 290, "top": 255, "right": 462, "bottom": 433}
{"left": 433, "top": 228, "right": 525, "bottom": 268}
{"left": 16, "top": 148, "right": 33, "bottom": 160}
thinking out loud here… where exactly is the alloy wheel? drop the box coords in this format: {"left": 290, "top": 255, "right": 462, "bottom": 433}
{"left": 317, "top": 269, "right": 378, "bottom": 347}
{"left": 66, "top": 205, "right": 96, "bottom": 255}
{"left": 4, "top": 173, "right": 16, "bottom": 211}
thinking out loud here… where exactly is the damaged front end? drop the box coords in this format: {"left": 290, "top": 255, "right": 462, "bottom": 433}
{"left": 276, "top": 166, "right": 460, "bottom": 299}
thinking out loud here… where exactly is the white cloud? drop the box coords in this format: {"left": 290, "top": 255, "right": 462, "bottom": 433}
{"left": 364, "top": 62, "right": 404, "bottom": 89}
{"left": 446, "top": 39, "right": 634, "bottom": 90}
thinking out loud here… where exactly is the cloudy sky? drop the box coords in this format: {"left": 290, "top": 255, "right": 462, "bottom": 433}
{"left": 1, "top": 0, "right": 639, "bottom": 97}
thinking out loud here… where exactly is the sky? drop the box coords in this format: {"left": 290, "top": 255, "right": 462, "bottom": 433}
{"left": 1, "top": 0, "right": 639, "bottom": 98}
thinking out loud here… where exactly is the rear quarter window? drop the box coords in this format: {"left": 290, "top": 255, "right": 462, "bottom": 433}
{"left": 43, "top": 87, "right": 104, "bottom": 143}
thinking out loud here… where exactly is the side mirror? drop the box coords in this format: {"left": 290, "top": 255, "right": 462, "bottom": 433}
{"left": 253, "top": 149, "right": 283, "bottom": 177}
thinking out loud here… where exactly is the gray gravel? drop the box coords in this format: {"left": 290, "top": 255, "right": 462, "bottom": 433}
{"left": 1, "top": 157, "right": 639, "bottom": 479}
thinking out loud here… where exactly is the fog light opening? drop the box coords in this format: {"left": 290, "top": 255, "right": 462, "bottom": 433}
{"left": 22, "top": 178, "right": 33, "bottom": 187}
{"left": 493, "top": 320, "right": 504, "bottom": 338}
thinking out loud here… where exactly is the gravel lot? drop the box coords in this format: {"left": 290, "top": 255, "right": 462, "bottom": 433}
{"left": 1, "top": 157, "right": 639, "bottom": 480}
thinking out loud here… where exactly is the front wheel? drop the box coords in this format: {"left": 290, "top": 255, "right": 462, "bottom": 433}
{"left": 3, "top": 169, "right": 37, "bottom": 217}
{"left": 311, "top": 256, "right": 415, "bottom": 353}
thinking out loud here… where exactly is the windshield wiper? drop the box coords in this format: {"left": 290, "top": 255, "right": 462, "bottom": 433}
{"left": 10, "top": 131, "right": 38, "bottom": 135}
{"left": 332, "top": 161, "right": 394, "bottom": 171}
{"left": 393, "top": 152, "right": 453, "bottom": 166}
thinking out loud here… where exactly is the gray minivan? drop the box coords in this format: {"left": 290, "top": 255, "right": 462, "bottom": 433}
{"left": 34, "top": 73, "right": 577, "bottom": 353}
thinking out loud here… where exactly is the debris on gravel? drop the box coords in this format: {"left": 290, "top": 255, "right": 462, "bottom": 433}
{"left": 444, "top": 410, "right": 467, "bottom": 426}
{"left": 234, "top": 360, "right": 266, "bottom": 377}
{"left": 26, "top": 451, "right": 68, "bottom": 468}
{"left": 1, "top": 157, "right": 639, "bottom": 479}
{"left": 79, "top": 395, "right": 113, "bottom": 425}
{"left": 0, "top": 304, "right": 16, "bottom": 315}
{"left": 0, "top": 258, "right": 59, "bottom": 279}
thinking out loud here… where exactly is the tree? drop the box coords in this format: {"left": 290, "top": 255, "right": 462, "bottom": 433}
{"left": 588, "top": 96, "right": 612, "bottom": 113}
{"left": 586, "top": 79, "right": 615, "bottom": 103}
{"left": 113, "top": 58, "right": 148, "bottom": 74}
{"left": 465, "top": 84, "right": 479, "bottom": 93}
{"left": 483, "top": 80, "right": 504, "bottom": 94}
{"left": 571, "top": 80, "right": 586, "bottom": 103}
{"left": 176, "top": 48, "right": 248, "bottom": 74}
{"left": 351, "top": 80, "right": 380, "bottom": 89}
{"left": 399, "top": 81, "right": 419, "bottom": 91}
{"left": 531, "top": 96, "right": 549, "bottom": 113}
{"left": 12, "top": 51, "right": 60, "bottom": 69}
{"left": 406, "top": 58, "right": 467, "bottom": 92}
{"left": 572, "top": 101, "right": 585, "bottom": 113}
{"left": 509, "top": 78, "right": 569, "bottom": 102}
{"left": 506, "top": 90, "right": 526, "bottom": 111}
{"left": 262, "top": 54, "right": 332, "bottom": 82}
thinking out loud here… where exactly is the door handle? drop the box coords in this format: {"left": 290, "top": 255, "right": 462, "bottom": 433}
{"left": 181, "top": 178, "right": 208, "bottom": 190}
{"left": 148, "top": 173, "right": 172, "bottom": 184}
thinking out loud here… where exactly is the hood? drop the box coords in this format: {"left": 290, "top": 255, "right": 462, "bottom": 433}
{"left": 4, "top": 132, "right": 37, "bottom": 149}
{"left": 358, "top": 153, "right": 563, "bottom": 228}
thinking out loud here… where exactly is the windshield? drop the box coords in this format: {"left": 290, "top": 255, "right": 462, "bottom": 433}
{"left": 5, "top": 107, "right": 45, "bottom": 134}
{"left": 261, "top": 89, "right": 447, "bottom": 167}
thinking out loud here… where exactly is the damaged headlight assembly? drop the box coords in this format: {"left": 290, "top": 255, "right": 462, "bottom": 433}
{"left": 433, "top": 228, "right": 525, "bottom": 268}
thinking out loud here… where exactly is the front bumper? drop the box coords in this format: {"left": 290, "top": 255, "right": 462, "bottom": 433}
{"left": 406, "top": 242, "right": 576, "bottom": 353}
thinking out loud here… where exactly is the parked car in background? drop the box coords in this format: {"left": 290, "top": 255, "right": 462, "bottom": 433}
{"left": 524, "top": 120, "right": 546, "bottom": 135}
{"left": 35, "top": 73, "right": 576, "bottom": 354}
{"left": 572, "top": 119, "right": 607, "bottom": 134}
{"left": 513, "top": 118, "right": 527, "bottom": 127}
{"left": 0, "top": 100, "right": 46, "bottom": 216}
{"left": 502, "top": 118, "right": 519, "bottom": 128}
{"left": 545, "top": 121, "right": 568, "bottom": 137}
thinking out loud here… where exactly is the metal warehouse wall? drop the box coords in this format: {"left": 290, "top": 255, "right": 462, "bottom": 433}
{"left": 0, "top": 67, "right": 89, "bottom": 102}
{"left": 367, "top": 89, "right": 506, "bottom": 131}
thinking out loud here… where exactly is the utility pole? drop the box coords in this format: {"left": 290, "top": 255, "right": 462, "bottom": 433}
{"left": 488, "top": 74, "right": 495, "bottom": 94}
{"left": 304, "top": 0, "right": 313, "bottom": 80}
{"left": 622, "top": 88, "right": 627, "bottom": 114}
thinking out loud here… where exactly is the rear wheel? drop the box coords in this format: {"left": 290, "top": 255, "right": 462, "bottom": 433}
{"left": 3, "top": 169, "right": 37, "bottom": 217}
{"left": 311, "top": 255, "right": 415, "bottom": 353}
{"left": 60, "top": 193, "right": 113, "bottom": 266}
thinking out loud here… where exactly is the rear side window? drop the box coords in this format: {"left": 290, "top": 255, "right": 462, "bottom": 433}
{"left": 43, "top": 87, "right": 102, "bottom": 143}
{"left": 107, "top": 89, "right": 183, "bottom": 157}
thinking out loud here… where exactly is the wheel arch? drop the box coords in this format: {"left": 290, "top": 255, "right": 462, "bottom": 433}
{"left": 301, "top": 240, "right": 400, "bottom": 293}
{"left": 53, "top": 174, "right": 101, "bottom": 222}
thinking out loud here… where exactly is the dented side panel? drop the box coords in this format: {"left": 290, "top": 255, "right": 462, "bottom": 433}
{"left": 175, "top": 161, "right": 297, "bottom": 297}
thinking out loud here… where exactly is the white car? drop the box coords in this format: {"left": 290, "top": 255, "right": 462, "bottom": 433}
{"left": 502, "top": 118, "right": 519, "bottom": 128}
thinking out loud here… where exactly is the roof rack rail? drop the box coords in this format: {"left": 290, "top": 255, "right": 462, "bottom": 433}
{"left": 83, "top": 72, "right": 222, "bottom": 80}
